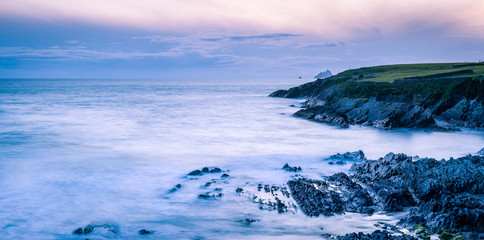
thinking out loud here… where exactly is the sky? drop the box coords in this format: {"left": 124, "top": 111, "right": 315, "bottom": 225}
{"left": 1, "top": 0, "right": 484, "bottom": 80}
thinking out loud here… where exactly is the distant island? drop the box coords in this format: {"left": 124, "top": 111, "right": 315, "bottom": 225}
{"left": 271, "top": 62, "right": 484, "bottom": 130}
{"left": 314, "top": 69, "right": 333, "bottom": 79}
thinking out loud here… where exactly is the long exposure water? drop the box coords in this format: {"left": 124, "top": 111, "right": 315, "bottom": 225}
{"left": 1, "top": 78, "right": 483, "bottom": 239}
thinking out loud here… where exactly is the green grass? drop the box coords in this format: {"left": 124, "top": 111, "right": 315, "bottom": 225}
{"left": 334, "top": 62, "right": 484, "bottom": 83}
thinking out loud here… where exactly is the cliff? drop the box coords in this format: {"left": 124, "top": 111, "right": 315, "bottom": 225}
{"left": 270, "top": 62, "right": 484, "bottom": 130}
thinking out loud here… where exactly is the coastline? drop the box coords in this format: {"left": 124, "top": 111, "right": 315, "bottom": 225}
{"left": 270, "top": 63, "right": 484, "bottom": 131}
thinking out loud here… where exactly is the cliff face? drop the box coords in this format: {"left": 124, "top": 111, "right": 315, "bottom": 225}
{"left": 270, "top": 64, "right": 484, "bottom": 130}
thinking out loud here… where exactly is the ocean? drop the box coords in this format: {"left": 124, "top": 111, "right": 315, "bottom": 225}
{"left": 1, "top": 78, "right": 483, "bottom": 239}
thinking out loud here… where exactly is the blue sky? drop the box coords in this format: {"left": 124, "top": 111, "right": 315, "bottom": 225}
{"left": 1, "top": 0, "right": 484, "bottom": 80}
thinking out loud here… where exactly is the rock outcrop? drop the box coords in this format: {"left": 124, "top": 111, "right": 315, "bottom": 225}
{"left": 270, "top": 66, "right": 484, "bottom": 130}
{"left": 288, "top": 153, "right": 484, "bottom": 236}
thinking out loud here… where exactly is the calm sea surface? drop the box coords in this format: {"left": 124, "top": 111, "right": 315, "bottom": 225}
{"left": 1, "top": 79, "right": 483, "bottom": 239}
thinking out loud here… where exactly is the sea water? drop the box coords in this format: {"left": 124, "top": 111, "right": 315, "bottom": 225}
{"left": 0, "top": 78, "right": 483, "bottom": 239}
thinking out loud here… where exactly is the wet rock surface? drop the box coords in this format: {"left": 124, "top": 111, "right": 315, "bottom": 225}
{"left": 73, "top": 223, "right": 119, "bottom": 235}
{"left": 251, "top": 184, "right": 296, "bottom": 213}
{"left": 289, "top": 152, "right": 484, "bottom": 236}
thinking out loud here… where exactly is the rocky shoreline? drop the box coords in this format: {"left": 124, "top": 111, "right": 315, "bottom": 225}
{"left": 289, "top": 150, "right": 484, "bottom": 239}
{"left": 270, "top": 68, "right": 484, "bottom": 130}
{"left": 70, "top": 149, "right": 484, "bottom": 239}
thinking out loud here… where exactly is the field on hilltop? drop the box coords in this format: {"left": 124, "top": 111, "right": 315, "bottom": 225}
{"left": 335, "top": 62, "right": 484, "bottom": 83}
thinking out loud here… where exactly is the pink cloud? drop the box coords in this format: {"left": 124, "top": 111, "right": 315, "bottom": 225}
{"left": 1, "top": 0, "right": 483, "bottom": 40}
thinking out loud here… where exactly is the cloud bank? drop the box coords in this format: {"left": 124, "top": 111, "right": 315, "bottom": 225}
{"left": 1, "top": 0, "right": 483, "bottom": 40}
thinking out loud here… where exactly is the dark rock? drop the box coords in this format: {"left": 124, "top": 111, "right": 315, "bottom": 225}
{"left": 138, "top": 229, "right": 151, "bottom": 235}
{"left": 198, "top": 192, "right": 223, "bottom": 199}
{"left": 289, "top": 152, "right": 484, "bottom": 235}
{"left": 270, "top": 68, "right": 484, "bottom": 130}
{"left": 288, "top": 178, "right": 345, "bottom": 216}
{"left": 236, "top": 188, "right": 243, "bottom": 193}
{"left": 337, "top": 230, "right": 418, "bottom": 240}
{"left": 250, "top": 184, "right": 296, "bottom": 214}
{"left": 269, "top": 89, "right": 289, "bottom": 97}
{"left": 72, "top": 223, "right": 118, "bottom": 235}
{"left": 168, "top": 184, "right": 182, "bottom": 193}
{"left": 244, "top": 218, "right": 259, "bottom": 225}
{"left": 329, "top": 150, "right": 366, "bottom": 161}
{"left": 282, "top": 163, "right": 302, "bottom": 172}
{"left": 383, "top": 188, "right": 415, "bottom": 212}
{"left": 187, "top": 170, "right": 202, "bottom": 176}
{"left": 335, "top": 160, "right": 345, "bottom": 165}
{"left": 187, "top": 167, "right": 223, "bottom": 176}
{"left": 221, "top": 173, "right": 230, "bottom": 178}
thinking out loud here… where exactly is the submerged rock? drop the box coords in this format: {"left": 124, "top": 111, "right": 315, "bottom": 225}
{"left": 244, "top": 218, "right": 259, "bottom": 225}
{"left": 168, "top": 184, "right": 182, "bottom": 193}
{"left": 72, "top": 223, "right": 119, "bottom": 235}
{"left": 187, "top": 167, "right": 223, "bottom": 176}
{"left": 198, "top": 192, "right": 223, "bottom": 199}
{"left": 138, "top": 229, "right": 152, "bottom": 235}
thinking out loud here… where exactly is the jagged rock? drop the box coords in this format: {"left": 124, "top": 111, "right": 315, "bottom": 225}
{"left": 329, "top": 150, "right": 366, "bottom": 161}
{"left": 314, "top": 70, "right": 333, "bottom": 79}
{"left": 288, "top": 178, "right": 345, "bottom": 216}
{"left": 270, "top": 70, "right": 484, "bottom": 130}
{"left": 72, "top": 223, "right": 118, "bottom": 235}
{"left": 251, "top": 184, "right": 296, "bottom": 213}
{"left": 337, "top": 230, "right": 418, "bottom": 240}
{"left": 289, "top": 153, "right": 484, "bottom": 235}
{"left": 282, "top": 163, "right": 302, "bottom": 172}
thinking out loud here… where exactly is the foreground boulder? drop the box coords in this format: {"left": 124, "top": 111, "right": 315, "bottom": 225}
{"left": 289, "top": 153, "right": 484, "bottom": 235}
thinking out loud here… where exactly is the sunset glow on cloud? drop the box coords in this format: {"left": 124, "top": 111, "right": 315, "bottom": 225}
{"left": 1, "top": 0, "right": 483, "bottom": 78}
{"left": 2, "top": 0, "right": 484, "bottom": 39}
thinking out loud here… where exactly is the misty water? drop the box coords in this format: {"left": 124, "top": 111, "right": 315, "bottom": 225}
{"left": 1, "top": 79, "right": 483, "bottom": 239}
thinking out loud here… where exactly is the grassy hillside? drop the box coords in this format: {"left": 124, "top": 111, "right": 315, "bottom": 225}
{"left": 328, "top": 62, "right": 484, "bottom": 83}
